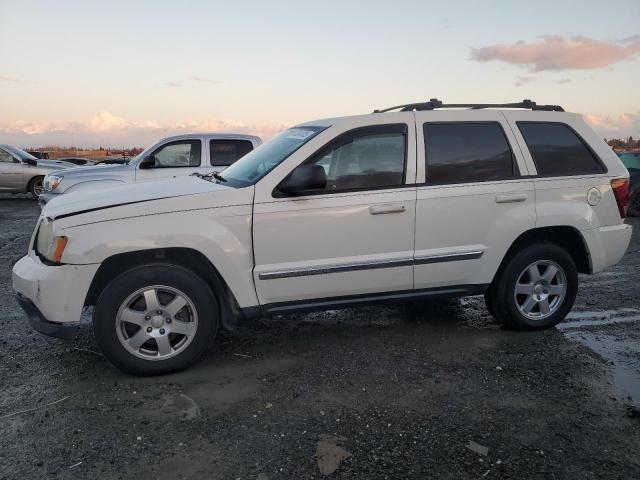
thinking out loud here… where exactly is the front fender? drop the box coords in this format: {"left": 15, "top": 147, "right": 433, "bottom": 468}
{"left": 58, "top": 205, "right": 258, "bottom": 308}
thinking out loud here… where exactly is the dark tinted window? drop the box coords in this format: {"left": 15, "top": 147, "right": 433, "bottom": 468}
{"left": 518, "top": 122, "right": 605, "bottom": 176}
{"left": 298, "top": 124, "right": 406, "bottom": 193}
{"left": 424, "top": 123, "right": 515, "bottom": 184}
{"left": 210, "top": 139, "right": 254, "bottom": 167}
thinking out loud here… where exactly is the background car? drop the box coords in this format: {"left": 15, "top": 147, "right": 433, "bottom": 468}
{"left": 619, "top": 152, "right": 640, "bottom": 216}
{"left": 40, "top": 133, "right": 262, "bottom": 204}
{"left": 0, "top": 144, "right": 69, "bottom": 197}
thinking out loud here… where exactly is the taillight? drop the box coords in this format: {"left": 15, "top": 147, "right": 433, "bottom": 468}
{"left": 611, "top": 178, "right": 630, "bottom": 218}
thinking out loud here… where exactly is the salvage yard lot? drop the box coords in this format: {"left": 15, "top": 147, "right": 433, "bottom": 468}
{"left": 1, "top": 196, "right": 639, "bottom": 479}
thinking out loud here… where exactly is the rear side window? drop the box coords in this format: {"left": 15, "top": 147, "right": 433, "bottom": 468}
{"left": 210, "top": 139, "right": 254, "bottom": 167}
{"left": 517, "top": 122, "right": 605, "bottom": 176}
{"left": 423, "top": 122, "right": 515, "bottom": 185}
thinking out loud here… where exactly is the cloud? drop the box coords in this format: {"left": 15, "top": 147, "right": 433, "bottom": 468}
{"left": 555, "top": 78, "right": 571, "bottom": 84}
{"left": 189, "top": 76, "right": 220, "bottom": 84}
{"left": 471, "top": 35, "right": 640, "bottom": 71}
{"left": 0, "top": 75, "right": 20, "bottom": 83}
{"left": 166, "top": 82, "right": 182, "bottom": 87}
{"left": 584, "top": 112, "right": 640, "bottom": 138}
{"left": 0, "top": 112, "right": 287, "bottom": 147}
{"left": 514, "top": 76, "right": 536, "bottom": 87}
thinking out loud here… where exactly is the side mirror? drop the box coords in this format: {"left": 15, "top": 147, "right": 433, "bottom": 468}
{"left": 138, "top": 156, "right": 155, "bottom": 169}
{"left": 23, "top": 158, "right": 37, "bottom": 166}
{"left": 279, "top": 165, "right": 327, "bottom": 195}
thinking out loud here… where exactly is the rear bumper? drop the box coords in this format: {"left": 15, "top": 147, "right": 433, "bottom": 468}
{"left": 15, "top": 293, "right": 80, "bottom": 339}
{"left": 582, "top": 223, "right": 633, "bottom": 273}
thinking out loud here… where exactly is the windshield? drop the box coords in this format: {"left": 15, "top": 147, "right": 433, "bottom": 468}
{"left": 3, "top": 145, "right": 37, "bottom": 161}
{"left": 220, "top": 126, "right": 326, "bottom": 187}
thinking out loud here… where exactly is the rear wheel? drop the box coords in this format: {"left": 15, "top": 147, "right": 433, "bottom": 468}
{"left": 29, "top": 176, "right": 44, "bottom": 198}
{"left": 93, "top": 264, "right": 219, "bottom": 375}
{"left": 489, "top": 243, "right": 578, "bottom": 330}
{"left": 628, "top": 190, "right": 640, "bottom": 217}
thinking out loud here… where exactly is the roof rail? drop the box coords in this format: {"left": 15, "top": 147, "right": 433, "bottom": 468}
{"left": 373, "top": 98, "right": 564, "bottom": 113}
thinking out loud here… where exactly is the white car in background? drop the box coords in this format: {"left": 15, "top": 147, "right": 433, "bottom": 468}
{"left": 39, "top": 133, "right": 262, "bottom": 204}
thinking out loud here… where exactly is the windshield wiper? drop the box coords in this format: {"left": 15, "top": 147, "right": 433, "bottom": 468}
{"left": 212, "top": 171, "right": 227, "bottom": 182}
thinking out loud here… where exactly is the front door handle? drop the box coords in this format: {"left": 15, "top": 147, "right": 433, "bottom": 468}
{"left": 369, "top": 204, "right": 406, "bottom": 215}
{"left": 495, "top": 193, "right": 527, "bottom": 204}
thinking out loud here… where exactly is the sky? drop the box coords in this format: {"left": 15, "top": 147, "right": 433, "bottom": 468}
{"left": 0, "top": 0, "right": 639, "bottom": 148}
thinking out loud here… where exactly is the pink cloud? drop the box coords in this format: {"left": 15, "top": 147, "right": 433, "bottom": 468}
{"left": 584, "top": 112, "right": 640, "bottom": 138}
{"left": 0, "top": 112, "right": 288, "bottom": 147}
{"left": 471, "top": 35, "right": 640, "bottom": 71}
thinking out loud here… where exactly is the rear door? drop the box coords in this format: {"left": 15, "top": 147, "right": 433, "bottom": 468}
{"left": 413, "top": 110, "right": 535, "bottom": 291}
{"left": 252, "top": 114, "right": 417, "bottom": 307}
{"left": 135, "top": 138, "right": 207, "bottom": 182}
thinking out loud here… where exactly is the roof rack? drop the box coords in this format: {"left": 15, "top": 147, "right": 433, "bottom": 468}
{"left": 373, "top": 98, "right": 564, "bottom": 113}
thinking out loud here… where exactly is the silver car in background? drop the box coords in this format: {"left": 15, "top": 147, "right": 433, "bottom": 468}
{"left": 40, "top": 133, "right": 262, "bottom": 205}
{"left": 0, "top": 144, "right": 72, "bottom": 197}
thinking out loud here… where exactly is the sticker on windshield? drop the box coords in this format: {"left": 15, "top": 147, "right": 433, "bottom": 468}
{"left": 285, "top": 128, "right": 316, "bottom": 140}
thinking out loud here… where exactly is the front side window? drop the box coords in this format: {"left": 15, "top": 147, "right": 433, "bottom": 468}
{"left": 517, "top": 122, "right": 605, "bottom": 176}
{"left": 0, "top": 148, "right": 14, "bottom": 163}
{"left": 151, "top": 140, "right": 201, "bottom": 168}
{"left": 210, "top": 139, "right": 254, "bottom": 167}
{"left": 424, "top": 122, "right": 515, "bottom": 185}
{"left": 298, "top": 125, "right": 406, "bottom": 193}
{"left": 221, "top": 127, "right": 325, "bottom": 187}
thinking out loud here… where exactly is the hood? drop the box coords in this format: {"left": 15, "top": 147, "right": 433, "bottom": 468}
{"left": 32, "top": 160, "right": 70, "bottom": 171}
{"left": 43, "top": 175, "right": 234, "bottom": 220}
{"left": 54, "top": 162, "right": 131, "bottom": 178}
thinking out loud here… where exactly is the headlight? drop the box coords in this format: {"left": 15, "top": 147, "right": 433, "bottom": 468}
{"left": 43, "top": 174, "right": 63, "bottom": 192}
{"left": 36, "top": 218, "right": 68, "bottom": 263}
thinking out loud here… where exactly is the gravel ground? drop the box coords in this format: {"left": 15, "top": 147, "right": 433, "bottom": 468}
{"left": 1, "top": 195, "right": 639, "bottom": 480}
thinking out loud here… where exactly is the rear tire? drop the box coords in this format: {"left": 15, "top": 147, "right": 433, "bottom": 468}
{"left": 628, "top": 190, "right": 640, "bottom": 217}
{"left": 93, "top": 264, "right": 219, "bottom": 375}
{"left": 29, "top": 176, "right": 45, "bottom": 198}
{"left": 491, "top": 243, "right": 578, "bottom": 330}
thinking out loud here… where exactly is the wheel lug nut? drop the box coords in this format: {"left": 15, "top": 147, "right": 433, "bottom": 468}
{"left": 159, "top": 328, "right": 165, "bottom": 335}
{"left": 166, "top": 318, "right": 172, "bottom": 323}
{"left": 146, "top": 327, "right": 152, "bottom": 333}
{"left": 145, "top": 315, "right": 150, "bottom": 320}
{"left": 157, "top": 310, "right": 162, "bottom": 315}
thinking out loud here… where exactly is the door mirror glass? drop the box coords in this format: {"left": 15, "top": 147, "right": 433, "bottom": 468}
{"left": 279, "top": 165, "right": 327, "bottom": 194}
{"left": 23, "top": 158, "right": 38, "bottom": 166}
{"left": 138, "top": 156, "right": 155, "bottom": 169}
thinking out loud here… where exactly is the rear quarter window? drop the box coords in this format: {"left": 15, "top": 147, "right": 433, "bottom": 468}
{"left": 210, "top": 139, "right": 254, "bottom": 167}
{"left": 517, "top": 122, "right": 605, "bottom": 176}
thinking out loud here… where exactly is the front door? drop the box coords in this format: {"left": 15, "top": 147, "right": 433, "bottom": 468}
{"left": 135, "top": 139, "right": 206, "bottom": 182}
{"left": 0, "top": 148, "right": 22, "bottom": 191}
{"left": 252, "top": 117, "right": 417, "bottom": 307}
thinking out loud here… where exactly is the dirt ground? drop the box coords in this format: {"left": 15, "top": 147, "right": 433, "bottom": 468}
{"left": 1, "top": 195, "right": 639, "bottom": 480}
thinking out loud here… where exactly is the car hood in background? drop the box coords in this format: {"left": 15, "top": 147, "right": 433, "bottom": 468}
{"left": 34, "top": 160, "right": 74, "bottom": 170}
{"left": 42, "top": 175, "right": 239, "bottom": 220}
{"left": 54, "top": 163, "right": 133, "bottom": 179}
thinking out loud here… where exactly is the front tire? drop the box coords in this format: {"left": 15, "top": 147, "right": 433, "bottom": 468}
{"left": 29, "top": 176, "right": 44, "bottom": 198}
{"left": 93, "top": 264, "right": 219, "bottom": 375}
{"left": 490, "top": 244, "right": 578, "bottom": 330}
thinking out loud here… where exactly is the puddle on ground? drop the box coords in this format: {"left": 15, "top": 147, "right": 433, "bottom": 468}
{"left": 559, "top": 309, "right": 640, "bottom": 405}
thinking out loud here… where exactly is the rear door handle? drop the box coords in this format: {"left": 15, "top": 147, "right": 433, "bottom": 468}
{"left": 369, "top": 204, "right": 406, "bottom": 215}
{"left": 495, "top": 193, "right": 527, "bottom": 204}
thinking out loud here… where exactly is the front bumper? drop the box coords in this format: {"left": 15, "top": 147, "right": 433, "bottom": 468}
{"left": 38, "top": 193, "right": 58, "bottom": 207}
{"left": 12, "top": 253, "right": 99, "bottom": 327}
{"left": 15, "top": 293, "right": 80, "bottom": 339}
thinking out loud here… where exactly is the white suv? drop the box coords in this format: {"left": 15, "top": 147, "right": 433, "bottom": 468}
{"left": 13, "top": 99, "right": 632, "bottom": 374}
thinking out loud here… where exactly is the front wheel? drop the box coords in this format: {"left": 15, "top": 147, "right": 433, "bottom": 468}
{"left": 489, "top": 243, "right": 578, "bottom": 330}
{"left": 29, "top": 176, "right": 45, "bottom": 198}
{"left": 93, "top": 264, "right": 219, "bottom": 375}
